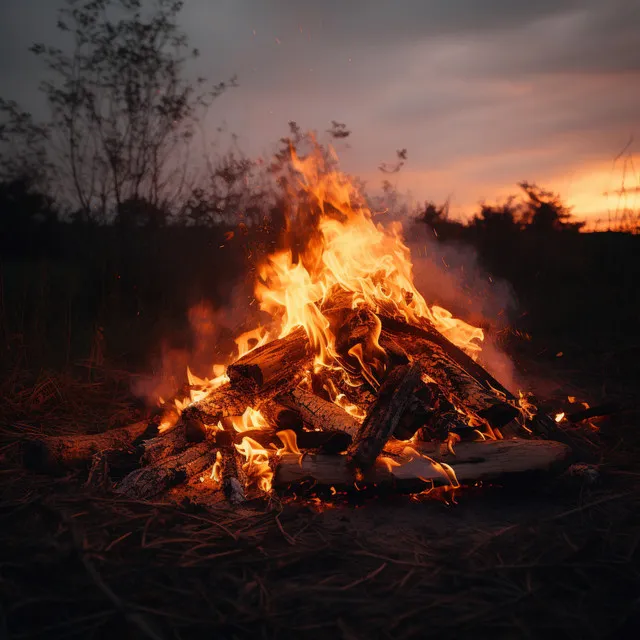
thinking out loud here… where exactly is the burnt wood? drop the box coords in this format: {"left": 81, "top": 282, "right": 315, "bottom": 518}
{"left": 347, "top": 363, "right": 423, "bottom": 469}
{"left": 23, "top": 420, "right": 157, "bottom": 473}
{"left": 116, "top": 443, "right": 217, "bottom": 501}
{"left": 227, "top": 327, "right": 312, "bottom": 391}
{"left": 277, "top": 386, "right": 361, "bottom": 436}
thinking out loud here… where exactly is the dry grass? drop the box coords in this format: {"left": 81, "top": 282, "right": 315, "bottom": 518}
{"left": 1, "top": 355, "right": 639, "bottom": 640}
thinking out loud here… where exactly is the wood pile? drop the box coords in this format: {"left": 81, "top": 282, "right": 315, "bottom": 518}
{"left": 23, "top": 292, "right": 576, "bottom": 503}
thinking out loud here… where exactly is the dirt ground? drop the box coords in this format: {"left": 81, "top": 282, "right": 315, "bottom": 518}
{"left": 1, "top": 345, "right": 639, "bottom": 640}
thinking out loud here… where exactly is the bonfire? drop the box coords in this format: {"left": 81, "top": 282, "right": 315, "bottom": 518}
{"left": 24, "top": 142, "right": 577, "bottom": 504}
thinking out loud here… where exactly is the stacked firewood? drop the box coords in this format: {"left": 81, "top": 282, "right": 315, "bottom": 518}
{"left": 23, "top": 293, "right": 575, "bottom": 503}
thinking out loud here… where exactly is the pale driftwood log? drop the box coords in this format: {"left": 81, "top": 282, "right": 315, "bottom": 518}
{"left": 277, "top": 386, "right": 361, "bottom": 437}
{"left": 274, "top": 439, "right": 571, "bottom": 489}
{"left": 23, "top": 420, "right": 155, "bottom": 473}
{"left": 227, "top": 327, "right": 312, "bottom": 392}
{"left": 116, "top": 443, "right": 217, "bottom": 501}
{"left": 347, "top": 363, "right": 423, "bottom": 469}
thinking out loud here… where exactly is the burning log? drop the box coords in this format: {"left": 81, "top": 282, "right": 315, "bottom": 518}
{"left": 347, "top": 363, "right": 422, "bottom": 470}
{"left": 209, "top": 427, "right": 352, "bottom": 454}
{"left": 227, "top": 327, "right": 312, "bottom": 392}
{"left": 116, "top": 443, "right": 217, "bottom": 501}
{"left": 379, "top": 326, "right": 519, "bottom": 428}
{"left": 274, "top": 439, "right": 571, "bottom": 489}
{"left": 181, "top": 384, "right": 253, "bottom": 425}
{"left": 218, "top": 448, "right": 247, "bottom": 505}
{"left": 277, "top": 387, "right": 361, "bottom": 436}
{"left": 22, "top": 420, "right": 156, "bottom": 473}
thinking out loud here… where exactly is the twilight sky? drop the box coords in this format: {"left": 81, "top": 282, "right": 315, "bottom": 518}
{"left": 1, "top": 0, "right": 639, "bottom": 222}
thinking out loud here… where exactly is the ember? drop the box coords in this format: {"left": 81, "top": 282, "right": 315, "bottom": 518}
{"left": 23, "top": 140, "right": 574, "bottom": 502}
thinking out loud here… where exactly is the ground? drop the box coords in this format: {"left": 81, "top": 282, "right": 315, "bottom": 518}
{"left": 1, "top": 344, "right": 639, "bottom": 640}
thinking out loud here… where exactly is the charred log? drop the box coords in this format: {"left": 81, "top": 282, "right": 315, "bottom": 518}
{"left": 116, "top": 443, "right": 217, "bottom": 501}
{"left": 227, "top": 327, "right": 312, "bottom": 392}
{"left": 23, "top": 420, "right": 157, "bottom": 473}
{"left": 209, "top": 427, "right": 352, "bottom": 453}
{"left": 219, "top": 448, "right": 247, "bottom": 505}
{"left": 380, "top": 329, "right": 519, "bottom": 428}
{"left": 181, "top": 384, "right": 253, "bottom": 425}
{"left": 347, "top": 363, "right": 422, "bottom": 469}
{"left": 139, "top": 424, "right": 189, "bottom": 465}
{"left": 277, "top": 386, "right": 361, "bottom": 436}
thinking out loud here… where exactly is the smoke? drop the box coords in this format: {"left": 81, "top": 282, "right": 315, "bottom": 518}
{"left": 131, "top": 277, "right": 270, "bottom": 406}
{"left": 401, "top": 220, "right": 523, "bottom": 393}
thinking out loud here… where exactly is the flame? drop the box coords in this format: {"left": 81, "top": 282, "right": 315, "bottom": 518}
{"left": 235, "top": 436, "right": 273, "bottom": 493}
{"left": 517, "top": 390, "right": 537, "bottom": 421}
{"left": 235, "top": 327, "right": 269, "bottom": 359}
{"left": 276, "top": 429, "right": 302, "bottom": 455}
{"left": 255, "top": 142, "right": 483, "bottom": 376}
{"left": 211, "top": 451, "right": 222, "bottom": 482}
{"left": 230, "top": 407, "right": 269, "bottom": 433}
{"left": 555, "top": 412, "right": 566, "bottom": 423}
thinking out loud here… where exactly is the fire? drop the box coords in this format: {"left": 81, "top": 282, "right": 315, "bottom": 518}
{"left": 153, "top": 136, "right": 499, "bottom": 503}
{"left": 276, "top": 430, "right": 302, "bottom": 455}
{"left": 211, "top": 451, "right": 222, "bottom": 482}
{"left": 235, "top": 436, "right": 273, "bottom": 493}
{"left": 255, "top": 142, "right": 484, "bottom": 381}
{"left": 555, "top": 412, "right": 565, "bottom": 423}
{"left": 230, "top": 407, "right": 269, "bottom": 433}
{"left": 517, "top": 390, "right": 537, "bottom": 421}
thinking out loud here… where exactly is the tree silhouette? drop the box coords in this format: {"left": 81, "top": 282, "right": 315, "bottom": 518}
{"left": 470, "top": 197, "right": 521, "bottom": 234}
{"left": 518, "top": 181, "right": 584, "bottom": 232}
{"left": 28, "top": 0, "right": 235, "bottom": 221}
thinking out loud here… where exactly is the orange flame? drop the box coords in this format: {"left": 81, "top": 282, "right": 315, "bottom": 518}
{"left": 276, "top": 429, "right": 302, "bottom": 455}
{"left": 235, "top": 436, "right": 273, "bottom": 493}
{"left": 255, "top": 142, "right": 483, "bottom": 374}
{"left": 211, "top": 451, "right": 222, "bottom": 482}
{"left": 230, "top": 407, "right": 269, "bottom": 433}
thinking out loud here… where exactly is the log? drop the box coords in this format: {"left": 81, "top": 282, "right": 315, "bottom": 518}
{"left": 347, "top": 363, "right": 422, "bottom": 469}
{"left": 526, "top": 412, "right": 597, "bottom": 462}
{"left": 274, "top": 439, "right": 571, "bottom": 489}
{"left": 321, "top": 290, "right": 518, "bottom": 428}
{"left": 115, "top": 443, "right": 217, "bottom": 501}
{"left": 209, "top": 427, "right": 352, "bottom": 453}
{"left": 139, "top": 424, "right": 188, "bottom": 465}
{"left": 380, "top": 329, "right": 519, "bottom": 428}
{"left": 227, "top": 327, "right": 312, "bottom": 392}
{"left": 181, "top": 384, "right": 253, "bottom": 425}
{"left": 23, "top": 420, "right": 157, "bottom": 473}
{"left": 277, "top": 386, "right": 361, "bottom": 436}
{"left": 567, "top": 402, "right": 619, "bottom": 424}
{"left": 219, "top": 448, "right": 247, "bottom": 505}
